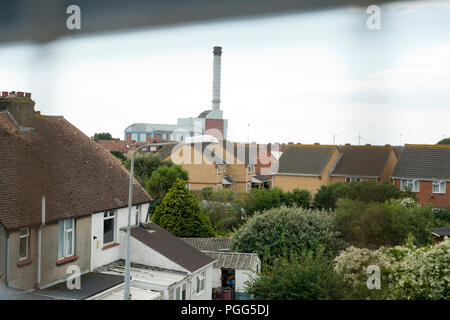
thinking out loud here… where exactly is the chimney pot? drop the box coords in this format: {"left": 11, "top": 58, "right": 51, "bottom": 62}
{"left": 314, "top": 142, "right": 320, "bottom": 145}
{"left": 385, "top": 144, "right": 391, "bottom": 147}
{"left": 25, "top": 92, "right": 31, "bottom": 98}
{"left": 345, "top": 143, "right": 351, "bottom": 146}
{"left": 288, "top": 142, "right": 293, "bottom": 145}
{"left": 365, "top": 144, "right": 371, "bottom": 146}
{"left": 17, "top": 91, "right": 24, "bottom": 97}
{"left": 1, "top": 91, "right": 7, "bottom": 97}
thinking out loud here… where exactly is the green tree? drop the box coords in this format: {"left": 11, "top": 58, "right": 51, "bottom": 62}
{"left": 110, "top": 150, "right": 126, "bottom": 162}
{"left": 146, "top": 165, "right": 189, "bottom": 201}
{"left": 152, "top": 178, "right": 214, "bottom": 237}
{"left": 437, "top": 137, "right": 450, "bottom": 145}
{"left": 335, "top": 198, "right": 434, "bottom": 248}
{"left": 124, "top": 154, "right": 173, "bottom": 181}
{"left": 246, "top": 249, "right": 345, "bottom": 300}
{"left": 94, "top": 132, "right": 114, "bottom": 140}
{"left": 313, "top": 181, "right": 415, "bottom": 211}
{"left": 200, "top": 187, "right": 214, "bottom": 200}
{"left": 232, "top": 206, "right": 345, "bottom": 259}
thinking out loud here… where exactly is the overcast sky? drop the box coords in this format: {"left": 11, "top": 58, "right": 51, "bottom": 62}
{"left": 1, "top": 0, "right": 450, "bottom": 146}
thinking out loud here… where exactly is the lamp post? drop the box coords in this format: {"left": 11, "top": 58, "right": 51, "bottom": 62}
{"left": 124, "top": 142, "right": 176, "bottom": 300}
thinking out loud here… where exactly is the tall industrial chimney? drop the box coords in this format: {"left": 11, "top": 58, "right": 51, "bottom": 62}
{"left": 212, "top": 46, "right": 222, "bottom": 111}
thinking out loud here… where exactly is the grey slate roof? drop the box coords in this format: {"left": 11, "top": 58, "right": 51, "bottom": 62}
{"left": 222, "top": 175, "right": 235, "bottom": 185}
{"left": 251, "top": 174, "right": 271, "bottom": 183}
{"left": 330, "top": 146, "right": 394, "bottom": 177}
{"left": 204, "top": 252, "right": 260, "bottom": 271}
{"left": 432, "top": 227, "right": 450, "bottom": 238}
{"left": 130, "top": 223, "right": 215, "bottom": 273}
{"left": 276, "top": 145, "right": 337, "bottom": 176}
{"left": 391, "top": 145, "right": 450, "bottom": 180}
{"left": 181, "top": 237, "right": 232, "bottom": 251}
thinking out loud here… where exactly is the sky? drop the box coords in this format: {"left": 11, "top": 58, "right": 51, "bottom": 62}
{"left": 1, "top": 0, "right": 450, "bottom": 146}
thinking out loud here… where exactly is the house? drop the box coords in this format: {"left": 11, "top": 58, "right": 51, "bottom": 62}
{"left": 0, "top": 91, "right": 151, "bottom": 291}
{"left": 97, "top": 223, "right": 216, "bottom": 300}
{"left": 391, "top": 144, "right": 450, "bottom": 207}
{"left": 158, "top": 142, "right": 227, "bottom": 191}
{"left": 431, "top": 227, "right": 450, "bottom": 243}
{"left": 181, "top": 237, "right": 260, "bottom": 300}
{"left": 272, "top": 144, "right": 340, "bottom": 194}
{"left": 329, "top": 144, "right": 398, "bottom": 183}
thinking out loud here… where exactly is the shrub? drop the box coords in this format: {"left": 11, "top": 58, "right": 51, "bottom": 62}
{"left": 313, "top": 181, "right": 415, "bottom": 211}
{"left": 146, "top": 164, "right": 189, "bottom": 201}
{"left": 335, "top": 199, "right": 434, "bottom": 248}
{"left": 152, "top": 179, "right": 214, "bottom": 237}
{"left": 231, "top": 206, "right": 345, "bottom": 259}
{"left": 246, "top": 249, "right": 345, "bottom": 300}
{"left": 200, "top": 187, "right": 214, "bottom": 200}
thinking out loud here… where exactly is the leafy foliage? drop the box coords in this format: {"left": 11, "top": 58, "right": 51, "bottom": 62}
{"left": 437, "top": 137, "right": 450, "bottom": 145}
{"left": 231, "top": 206, "right": 345, "bottom": 259}
{"left": 124, "top": 154, "right": 173, "bottom": 181}
{"left": 200, "top": 187, "right": 214, "bottom": 200}
{"left": 110, "top": 150, "right": 126, "bottom": 162}
{"left": 335, "top": 238, "right": 450, "bottom": 300}
{"left": 239, "top": 187, "right": 311, "bottom": 216}
{"left": 93, "top": 132, "right": 113, "bottom": 140}
{"left": 146, "top": 164, "right": 189, "bottom": 201}
{"left": 433, "top": 208, "right": 450, "bottom": 225}
{"left": 152, "top": 178, "right": 214, "bottom": 237}
{"left": 335, "top": 199, "right": 435, "bottom": 248}
{"left": 246, "top": 249, "right": 345, "bottom": 300}
{"left": 313, "top": 181, "right": 415, "bottom": 211}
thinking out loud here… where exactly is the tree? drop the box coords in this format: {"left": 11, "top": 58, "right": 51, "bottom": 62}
{"left": 246, "top": 249, "right": 345, "bottom": 300}
{"left": 110, "top": 150, "right": 126, "bottom": 162}
{"left": 231, "top": 206, "right": 345, "bottom": 259}
{"left": 152, "top": 178, "right": 215, "bottom": 237}
{"left": 146, "top": 165, "right": 189, "bottom": 201}
{"left": 313, "top": 181, "right": 415, "bottom": 211}
{"left": 200, "top": 187, "right": 214, "bottom": 200}
{"left": 437, "top": 137, "right": 450, "bottom": 145}
{"left": 93, "top": 132, "right": 113, "bottom": 140}
{"left": 334, "top": 198, "right": 435, "bottom": 248}
{"left": 124, "top": 154, "right": 173, "bottom": 181}
{"left": 238, "top": 187, "right": 311, "bottom": 216}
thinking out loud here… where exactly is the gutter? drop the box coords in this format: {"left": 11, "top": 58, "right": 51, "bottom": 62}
{"left": 37, "top": 196, "right": 45, "bottom": 288}
{"left": 5, "top": 230, "right": 10, "bottom": 287}
{"left": 273, "top": 172, "right": 321, "bottom": 177}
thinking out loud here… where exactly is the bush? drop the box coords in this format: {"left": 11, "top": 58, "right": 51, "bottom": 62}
{"left": 246, "top": 249, "right": 345, "bottom": 300}
{"left": 335, "top": 199, "right": 434, "bottom": 248}
{"left": 152, "top": 179, "right": 214, "bottom": 237}
{"left": 110, "top": 150, "right": 126, "bottom": 162}
{"left": 200, "top": 187, "right": 214, "bottom": 200}
{"left": 239, "top": 187, "right": 311, "bottom": 216}
{"left": 124, "top": 154, "right": 173, "bottom": 181}
{"left": 313, "top": 181, "right": 415, "bottom": 211}
{"left": 335, "top": 238, "right": 450, "bottom": 300}
{"left": 231, "top": 206, "right": 345, "bottom": 259}
{"left": 433, "top": 208, "right": 450, "bottom": 225}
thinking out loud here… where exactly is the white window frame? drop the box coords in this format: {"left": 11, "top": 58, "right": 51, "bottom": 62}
{"left": 135, "top": 205, "right": 140, "bottom": 226}
{"left": 432, "top": 181, "right": 446, "bottom": 194}
{"left": 401, "top": 179, "right": 420, "bottom": 192}
{"left": 248, "top": 164, "right": 253, "bottom": 174}
{"left": 196, "top": 271, "right": 205, "bottom": 294}
{"left": 103, "top": 210, "right": 116, "bottom": 245}
{"left": 345, "top": 177, "right": 361, "bottom": 183}
{"left": 218, "top": 165, "right": 223, "bottom": 174}
{"left": 58, "top": 219, "right": 75, "bottom": 259}
{"left": 19, "top": 228, "right": 29, "bottom": 261}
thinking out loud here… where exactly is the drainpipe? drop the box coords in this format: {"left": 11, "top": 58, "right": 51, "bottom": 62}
{"left": 5, "top": 231, "right": 10, "bottom": 287}
{"left": 37, "top": 196, "right": 45, "bottom": 288}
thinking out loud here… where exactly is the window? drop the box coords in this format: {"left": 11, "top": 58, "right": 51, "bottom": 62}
{"left": 175, "top": 286, "right": 180, "bottom": 300}
{"left": 131, "top": 133, "right": 138, "bottom": 141}
{"left": 247, "top": 182, "right": 252, "bottom": 191}
{"left": 196, "top": 271, "right": 205, "bottom": 294}
{"left": 169, "top": 288, "right": 174, "bottom": 300}
{"left": 135, "top": 205, "right": 140, "bottom": 226}
{"left": 103, "top": 210, "right": 115, "bottom": 244}
{"left": 217, "top": 183, "right": 222, "bottom": 190}
{"left": 401, "top": 179, "right": 420, "bottom": 192}
{"left": 218, "top": 165, "right": 222, "bottom": 174}
{"left": 433, "top": 181, "right": 446, "bottom": 194}
{"left": 248, "top": 165, "right": 253, "bottom": 174}
{"left": 345, "top": 177, "right": 361, "bottom": 183}
{"left": 19, "top": 228, "right": 29, "bottom": 260}
{"left": 58, "top": 219, "right": 75, "bottom": 259}
{"left": 181, "top": 283, "right": 186, "bottom": 300}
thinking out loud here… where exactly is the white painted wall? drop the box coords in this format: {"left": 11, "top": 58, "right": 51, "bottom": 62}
{"left": 190, "top": 265, "right": 213, "bottom": 300}
{"left": 90, "top": 203, "right": 149, "bottom": 270}
{"left": 235, "top": 269, "right": 256, "bottom": 293}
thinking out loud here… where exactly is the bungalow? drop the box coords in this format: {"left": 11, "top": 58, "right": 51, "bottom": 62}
{"left": 329, "top": 144, "right": 398, "bottom": 183}
{"left": 272, "top": 144, "right": 340, "bottom": 194}
{"left": 391, "top": 144, "right": 450, "bottom": 207}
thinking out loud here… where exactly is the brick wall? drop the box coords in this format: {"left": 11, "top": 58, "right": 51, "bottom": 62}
{"left": 393, "top": 179, "right": 450, "bottom": 208}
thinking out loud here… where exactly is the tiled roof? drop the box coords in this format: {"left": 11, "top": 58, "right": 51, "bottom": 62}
{"left": 251, "top": 174, "right": 271, "bottom": 183}
{"left": 158, "top": 142, "right": 225, "bottom": 164}
{"left": 391, "top": 145, "right": 450, "bottom": 180}
{"left": 204, "top": 252, "right": 260, "bottom": 271}
{"left": 276, "top": 144, "right": 337, "bottom": 176}
{"left": 330, "top": 145, "right": 394, "bottom": 177}
{"left": 181, "top": 237, "right": 232, "bottom": 251}
{"left": 96, "top": 139, "right": 130, "bottom": 154}
{"left": 130, "top": 223, "right": 216, "bottom": 273}
{"left": 0, "top": 113, "right": 151, "bottom": 230}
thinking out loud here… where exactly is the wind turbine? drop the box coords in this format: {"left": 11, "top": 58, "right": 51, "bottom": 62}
{"left": 356, "top": 132, "right": 364, "bottom": 146}
{"left": 330, "top": 132, "right": 339, "bottom": 145}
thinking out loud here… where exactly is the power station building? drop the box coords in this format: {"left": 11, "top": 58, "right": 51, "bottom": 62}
{"left": 125, "top": 46, "right": 228, "bottom": 143}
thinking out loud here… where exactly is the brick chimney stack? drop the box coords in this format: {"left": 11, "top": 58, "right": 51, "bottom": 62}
{"left": 0, "top": 91, "right": 36, "bottom": 131}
